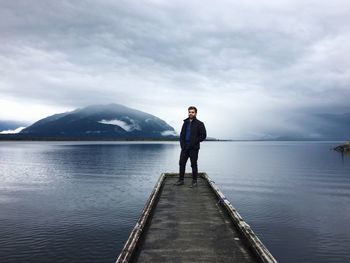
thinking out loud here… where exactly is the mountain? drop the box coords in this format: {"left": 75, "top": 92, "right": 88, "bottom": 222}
{"left": 18, "top": 103, "right": 177, "bottom": 139}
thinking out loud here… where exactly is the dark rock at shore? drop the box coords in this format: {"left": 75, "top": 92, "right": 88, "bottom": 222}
{"left": 334, "top": 142, "right": 350, "bottom": 152}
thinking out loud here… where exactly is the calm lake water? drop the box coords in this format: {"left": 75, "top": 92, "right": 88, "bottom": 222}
{"left": 0, "top": 141, "right": 349, "bottom": 262}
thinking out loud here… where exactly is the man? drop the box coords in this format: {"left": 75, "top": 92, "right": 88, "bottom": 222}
{"left": 174, "top": 106, "right": 207, "bottom": 188}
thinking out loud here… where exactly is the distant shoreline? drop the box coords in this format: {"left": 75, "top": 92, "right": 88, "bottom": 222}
{"left": 0, "top": 134, "right": 347, "bottom": 142}
{"left": 0, "top": 134, "right": 225, "bottom": 142}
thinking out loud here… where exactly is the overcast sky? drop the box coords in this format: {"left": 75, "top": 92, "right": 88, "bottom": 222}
{"left": 1, "top": 0, "right": 349, "bottom": 139}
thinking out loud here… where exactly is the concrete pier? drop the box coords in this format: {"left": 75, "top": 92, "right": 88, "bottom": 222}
{"left": 116, "top": 173, "right": 277, "bottom": 263}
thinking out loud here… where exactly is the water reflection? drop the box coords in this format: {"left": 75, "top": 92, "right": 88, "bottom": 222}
{"left": 0, "top": 142, "right": 177, "bottom": 263}
{"left": 338, "top": 150, "right": 350, "bottom": 163}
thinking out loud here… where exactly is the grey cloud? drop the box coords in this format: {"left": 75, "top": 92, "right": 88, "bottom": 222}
{"left": 1, "top": 0, "right": 350, "bottom": 139}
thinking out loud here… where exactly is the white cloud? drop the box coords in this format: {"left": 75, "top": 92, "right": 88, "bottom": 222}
{"left": 98, "top": 118, "right": 141, "bottom": 132}
{"left": 0, "top": 127, "right": 26, "bottom": 134}
{"left": 161, "top": 130, "right": 178, "bottom": 136}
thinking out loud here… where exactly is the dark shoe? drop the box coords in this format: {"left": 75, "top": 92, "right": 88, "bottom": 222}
{"left": 174, "top": 180, "right": 184, "bottom": 186}
{"left": 189, "top": 180, "right": 198, "bottom": 188}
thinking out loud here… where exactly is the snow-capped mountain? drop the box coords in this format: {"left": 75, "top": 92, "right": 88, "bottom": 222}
{"left": 20, "top": 103, "right": 178, "bottom": 139}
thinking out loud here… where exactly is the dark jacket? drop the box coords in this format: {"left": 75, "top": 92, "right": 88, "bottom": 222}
{"left": 180, "top": 117, "right": 207, "bottom": 150}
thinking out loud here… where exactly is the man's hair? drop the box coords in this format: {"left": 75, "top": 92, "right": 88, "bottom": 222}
{"left": 188, "top": 106, "right": 197, "bottom": 113}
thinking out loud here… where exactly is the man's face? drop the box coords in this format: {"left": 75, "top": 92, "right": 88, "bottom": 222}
{"left": 188, "top": 109, "right": 196, "bottom": 119}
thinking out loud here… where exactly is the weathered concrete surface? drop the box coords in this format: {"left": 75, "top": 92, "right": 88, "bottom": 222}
{"left": 131, "top": 174, "right": 257, "bottom": 262}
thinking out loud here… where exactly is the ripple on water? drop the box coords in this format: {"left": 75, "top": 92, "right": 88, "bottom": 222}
{"left": 0, "top": 141, "right": 350, "bottom": 263}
